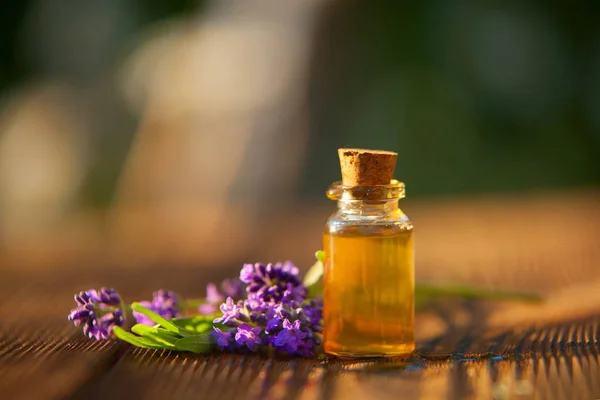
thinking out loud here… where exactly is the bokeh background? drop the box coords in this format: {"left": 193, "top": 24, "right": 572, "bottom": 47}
{"left": 1, "top": 1, "right": 599, "bottom": 297}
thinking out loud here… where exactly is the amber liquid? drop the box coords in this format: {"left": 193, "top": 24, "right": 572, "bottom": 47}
{"left": 323, "top": 228, "right": 414, "bottom": 357}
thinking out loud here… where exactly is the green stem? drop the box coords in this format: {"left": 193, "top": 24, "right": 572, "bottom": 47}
{"left": 415, "top": 284, "right": 543, "bottom": 302}
{"left": 121, "top": 299, "right": 210, "bottom": 312}
{"left": 182, "top": 299, "right": 208, "bottom": 309}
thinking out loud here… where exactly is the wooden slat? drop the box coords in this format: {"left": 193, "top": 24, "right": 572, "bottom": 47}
{"left": 0, "top": 308, "right": 599, "bottom": 399}
{"left": 0, "top": 191, "right": 599, "bottom": 399}
{"left": 56, "top": 313, "right": 600, "bottom": 400}
{"left": 0, "top": 323, "right": 125, "bottom": 400}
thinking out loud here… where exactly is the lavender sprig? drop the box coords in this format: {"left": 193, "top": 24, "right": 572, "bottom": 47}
{"left": 209, "top": 261, "right": 322, "bottom": 357}
{"left": 68, "top": 288, "right": 125, "bottom": 340}
{"left": 212, "top": 303, "right": 322, "bottom": 356}
{"left": 133, "top": 290, "right": 181, "bottom": 326}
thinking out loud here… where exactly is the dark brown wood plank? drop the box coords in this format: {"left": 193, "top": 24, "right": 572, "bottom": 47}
{"left": 0, "top": 312, "right": 599, "bottom": 400}
{"left": 0, "top": 323, "right": 125, "bottom": 400}
{"left": 2, "top": 276, "right": 600, "bottom": 399}
{"left": 0, "top": 190, "right": 598, "bottom": 399}
{"left": 42, "top": 312, "right": 598, "bottom": 400}
{"left": 0, "top": 267, "right": 229, "bottom": 400}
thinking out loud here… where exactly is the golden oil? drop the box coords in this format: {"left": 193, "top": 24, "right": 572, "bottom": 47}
{"left": 323, "top": 148, "right": 414, "bottom": 357}
{"left": 323, "top": 220, "right": 414, "bottom": 356}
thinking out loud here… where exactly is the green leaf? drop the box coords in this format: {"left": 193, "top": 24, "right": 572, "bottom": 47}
{"left": 315, "top": 250, "right": 325, "bottom": 262}
{"left": 131, "top": 324, "right": 179, "bottom": 347}
{"left": 175, "top": 334, "right": 214, "bottom": 353}
{"left": 112, "top": 326, "right": 166, "bottom": 349}
{"left": 171, "top": 317, "right": 214, "bottom": 334}
{"left": 304, "top": 261, "right": 324, "bottom": 299}
{"left": 131, "top": 302, "right": 192, "bottom": 337}
{"left": 307, "top": 281, "right": 323, "bottom": 298}
{"left": 131, "top": 324, "right": 179, "bottom": 338}
{"left": 304, "top": 251, "right": 325, "bottom": 298}
{"left": 303, "top": 260, "right": 324, "bottom": 287}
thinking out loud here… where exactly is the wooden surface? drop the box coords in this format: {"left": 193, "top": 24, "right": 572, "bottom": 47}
{"left": 1, "top": 190, "right": 600, "bottom": 399}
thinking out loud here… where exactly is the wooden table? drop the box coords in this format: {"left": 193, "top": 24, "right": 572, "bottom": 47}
{"left": 1, "top": 190, "right": 600, "bottom": 399}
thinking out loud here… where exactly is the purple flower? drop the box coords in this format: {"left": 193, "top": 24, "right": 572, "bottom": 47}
{"left": 75, "top": 288, "right": 121, "bottom": 307}
{"left": 235, "top": 323, "right": 263, "bottom": 351}
{"left": 213, "top": 297, "right": 241, "bottom": 324}
{"left": 265, "top": 314, "right": 282, "bottom": 333}
{"left": 211, "top": 278, "right": 323, "bottom": 357}
{"left": 282, "top": 284, "right": 307, "bottom": 305}
{"left": 240, "top": 262, "right": 307, "bottom": 305}
{"left": 132, "top": 301, "right": 155, "bottom": 326}
{"left": 83, "top": 309, "right": 126, "bottom": 340}
{"left": 152, "top": 290, "right": 179, "bottom": 317}
{"left": 212, "top": 327, "right": 236, "bottom": 350}
{"left": 96, "top": 288, "right": 121, "bottom": 306}
{"left": 295, "top": 341, "right": 316, "bottom": 358}
{"left": 198, "top": 303, "right": 217, "bottom": 315}
{"left": 206, "top": 283, "right": 224, "bottom": 304}
{"left": 197, "top": 283, "right": 222, "bottom": 316}
{"left": 133, "top": 290, "right": 181, "bottom": 326}
{"left": 68, "top": 303, "right": 95, "bottom": 326}
{"left": 273, "top": 319, "right": 308, "bottom": 354}
{"left": 239, "top": 264, "right": 256, "bottom": 284}
{"left": 206, "top": 260, "right": 324, "bottom": 357}
{"left": 197, "top": 284, "right": 221, "bottom": 316}
{"left": 199, "top": 279, "right": 244, "bottom": 316}
{"left": 68, "top": 287, "right": 124, "bottom": 340}
{"left": 221, "top": 278, "right": 244, "bottom": 299}
{"left": 302, "top": 299, "right": 323, "bottom": 333}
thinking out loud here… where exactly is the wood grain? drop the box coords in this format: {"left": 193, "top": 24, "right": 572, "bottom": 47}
{"left": 0, "top": 191, "right": 599, "bottom": 399}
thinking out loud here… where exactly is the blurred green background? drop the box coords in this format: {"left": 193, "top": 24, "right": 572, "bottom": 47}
{"left": 0, "top": 0, "right": 599, "bottom": 268}
{"left": 303, "top": 1, "right": 600, "bottom": 197}
{"left": 2, "top": 1, "right": 598, "bottom": 205}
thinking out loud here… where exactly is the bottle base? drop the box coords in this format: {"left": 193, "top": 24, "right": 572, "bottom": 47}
{"left": 324, "top": 342, "right": 415, "bottom": 358}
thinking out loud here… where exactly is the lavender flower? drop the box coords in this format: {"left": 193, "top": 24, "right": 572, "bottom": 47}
{"left": 273, "top": 319, "right": 308, "bottom": 354}
{"left": 302, "top": 299, "right": 323, "bottom": 333}
{"left": 265, "top": 314, "right": 282, "bottom": 333}
{"left": 198, "top": 279, "right": 245, "bottom": 316}
{"left": 221, "top": 278, "right": 244, "bottom": 299}
{"left": 68, "top": 288, "right": 124, "bottom": 340}
{"left": 133, "top": 301, "right": 156, "bottom": 326}
{"left": 235, "top": 323, "right": 263, "bottom": 351}
{"left": 197, "top": 303, "right": 217, "bottom": 315}
{"left": 213, "top": 297, "right": 242, "bottom": 324}
{"left": 212, "top": 327, "right": 237, "bottom": 350}
{"left": 94, "top": 288, "right": 121, "bottom": 305}
{"left": 240, "top": 262, "right": 307, "bottom": 304}
{"left": 206, "top": 283, "right": 223, "bottom": 304}
{"left": 133, "top": 290, "right": 181, "bottom": 326}
{"left": 213, "top": 260, "right": 323, "bottom": 356}
{"left": 197, "top": 283, "right": 223, "bottom": 315}
{"left": 212, "top": 294, "right": 323, "bottom": 357}
{"left": 83, "top": 309, "right": 125, "bottom": 340}
{"left": 74, "top": 288, "right": 120, "bottom": 307}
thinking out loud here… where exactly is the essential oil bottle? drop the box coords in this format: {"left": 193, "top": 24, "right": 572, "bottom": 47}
{"left": 323, "top": 148, "right": 415, "bottom": 357}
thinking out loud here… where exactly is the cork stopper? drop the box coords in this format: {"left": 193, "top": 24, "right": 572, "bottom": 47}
{"left": 338, "top": 148, "right": 398, "bottom": 186}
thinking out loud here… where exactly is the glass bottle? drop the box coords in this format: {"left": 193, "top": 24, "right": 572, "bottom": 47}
{"left": 323, "top": 150, "right": 414, "bottom": 357}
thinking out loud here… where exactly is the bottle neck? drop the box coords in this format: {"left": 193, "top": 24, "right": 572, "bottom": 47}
{"left": 327, "top": 180, "right": 406, "bottom": 217}
{"left": 337, "top": 198, "right": 400, "bottom": 216}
